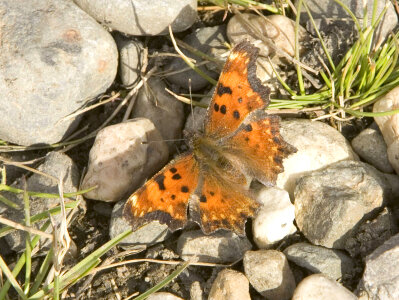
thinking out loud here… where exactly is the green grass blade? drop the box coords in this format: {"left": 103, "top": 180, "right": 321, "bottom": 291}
{"left": 0, "top": 194, "right": 20, "bottom": 209}
{"left": 29, "top": 248, "right": 53, "bottom": 295}
{"left": 0, "top": 256, "right": 28, "bottom": 300}
{"left": 23, "top": 187, "right": 31, "bottom": 295}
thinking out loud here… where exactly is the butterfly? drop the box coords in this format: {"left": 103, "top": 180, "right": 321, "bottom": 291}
{"left": 123, "top": 40, "right": 297, "bottom": 236}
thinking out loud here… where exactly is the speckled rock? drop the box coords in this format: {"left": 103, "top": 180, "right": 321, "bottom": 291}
{"left": 177, "top": 230, "right": 252, "bottom": 263}
{"left": 82, "top": 119, "right": 169, "bottom": 202}
{"left": 208, "top": 269, "right": 250, "bottom": 300}
{"left": 74, "top": 0, "right": 197, "bottom": 36}
{"left": 294, "top": 160, "right": 391, "bottom": 249}
{"left": 0, "top": 0, "right": 117, "bottom": 145}
{"left": 243, "top": 250, "right": 296, "bottom": 300}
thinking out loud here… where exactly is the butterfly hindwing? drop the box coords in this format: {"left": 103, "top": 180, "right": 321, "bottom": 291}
{"left": 123, "top": 153, "right": 199, "bottom": 231}
{"left": 223, "top": 109, "right": 297, "bottom": 186}
{"left": 190, "top": 174, "right": 260, "bottom": 236}
{"left": 204, "top": 41, "right": 270, "bottom": 138}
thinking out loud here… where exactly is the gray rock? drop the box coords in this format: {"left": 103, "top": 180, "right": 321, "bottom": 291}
{"left": 115, "top": 35, "right": 143, "bottom": 86}
{"left": 277, "top": 119, "right": 359, "bottom": 196}
{"left": 0, "top": 0, "right": 118, "bottom": 145}
{"left": 351, "top": 126, "right": 394, "bottom": 173}
{"left": 384, "top": 173, "right": 399, "bottom": 200}
{"left": 81, "top": 119, "right": 169, "bottom": 202}
{"left": 358, "top": 233, "right": 399, "bottom": 300}
{"left": 74, "top": 0, "right": 197, "bottom": 36}
{"left": 296, "top": 0, "right": 397, "bottom": 45}
{"left": 243, "top": 250, "right": 296, "bottom": 300}
{"left": 284, "top": 242, "right": 355, "bottom": 281}
{"left": 292, "top": 274, "right": 357, "bottom": 300}
{"left": 208, "top": 269, "right": 250, "bottom": 300}
{"left": 294, "top": 160, "right": 391, "bottom": 249}
{"left": 177, "top": 230, "right": 252, "bottom": 263}
{"left": 133, "top": 78, "right": 185, "bottom": 153}
{"left": 165, "top": 26, "right": 227, "bottom": 91}
{"left": 109, "top": 200, "right": 170, "bottom": 248}
{"left": 345, "top": 207, "right": 398, "bottom": 258}
{"left": 2, "top": 152, "right": 80, "bottom": 252}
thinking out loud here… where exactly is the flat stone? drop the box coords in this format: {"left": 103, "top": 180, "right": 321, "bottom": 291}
{"left": 177, "top": 230, "right": 252, "bottom": 263}
{"left": 243, "top": 250, "right": 296, "bottom": 300}
{"left": 81, "top": 119, "right": 169, "bottom": 202}
{"left": 74, "top": 0, "right": 197, "bottom": 36}
{"left": 0, "top": 0, "right": 117, "bottom": 145}
{"left": 284, "top": 242, "right": 355, "bottom": 281}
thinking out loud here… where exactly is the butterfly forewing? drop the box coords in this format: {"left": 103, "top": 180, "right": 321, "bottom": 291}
{"left": 204, "top": 41, "right": 270, "bottom": 139}
{"left": 123, "top": 153, "right": 199, "bottom": 231}
{"left": 224, "top": 109, "right": 297, "bottom": 186}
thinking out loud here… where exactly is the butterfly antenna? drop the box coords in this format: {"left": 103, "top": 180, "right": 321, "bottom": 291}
{"left": 141, "top": 138, "right": 186, "bottom": 145}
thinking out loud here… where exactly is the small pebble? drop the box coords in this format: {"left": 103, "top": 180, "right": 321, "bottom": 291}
{"left": 208, "top": 269, "right": 250, "bottom": 300}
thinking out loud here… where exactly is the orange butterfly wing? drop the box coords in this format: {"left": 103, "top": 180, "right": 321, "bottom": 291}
{"left": 123, "top": 153, "right": 199, "bottom": 232}
{"left": 222, "top": 109, "right": 297, "bottom": 186}
{"left": 190, "top": 174, "right": 260, "bottom": 235}
{"left": 204, "top": 41, "right": 269, "bottom": 138}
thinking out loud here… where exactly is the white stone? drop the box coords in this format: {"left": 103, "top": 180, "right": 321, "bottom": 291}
{"left": 252, "top": 187, "right": 296, "bottom": 248}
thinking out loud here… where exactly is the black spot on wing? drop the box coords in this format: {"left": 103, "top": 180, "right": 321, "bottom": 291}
{"left": 214, "top": 103, "right": 219, "bottom": 112}
{"left": 172, "top": 173, "right": 182, "bottom": 180}
{"left": 233, "top": 110, "right": 240, "bottom": 119}
{"left": 238, "top": 97, "right": 243, "bottom": 103}
{"left": 181, "top": 186, "right": 189, "bottom": 193}
{"left": 170, "top": 167, "right": 177, "bottom": 173}
{"left": 154, "top": 174, "right": 166, "bottom": 190}
{"left": 220, "top": 105, "right": 226, "bottom": 114}
{"left": 171, "top": 194, "right": 176, "bottom": 200}
{"left": 200, "top": 195, "right": 207, "bottom": 203}
{"left": 245, "top": 124, "right": 253, "bottom": 132}
{"left": 217, "top": 83, "right": 232, "bottom": 96}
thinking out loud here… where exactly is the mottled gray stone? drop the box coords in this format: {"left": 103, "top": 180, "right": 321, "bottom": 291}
{"left": 294, "top": 160, "right": 391, "bottom": 249}
{"left": 115, "top": 35, "right": 143, "bottom": 86}
{"left": 208, "top": 269, "right": 250, "bottom": 300}
{"left": 0, "top": 0, "right": 117, "bottom": 145}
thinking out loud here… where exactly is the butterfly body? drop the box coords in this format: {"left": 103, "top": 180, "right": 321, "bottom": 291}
{"left": 124, "top": 41, "right": 297, "bottom": 236}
